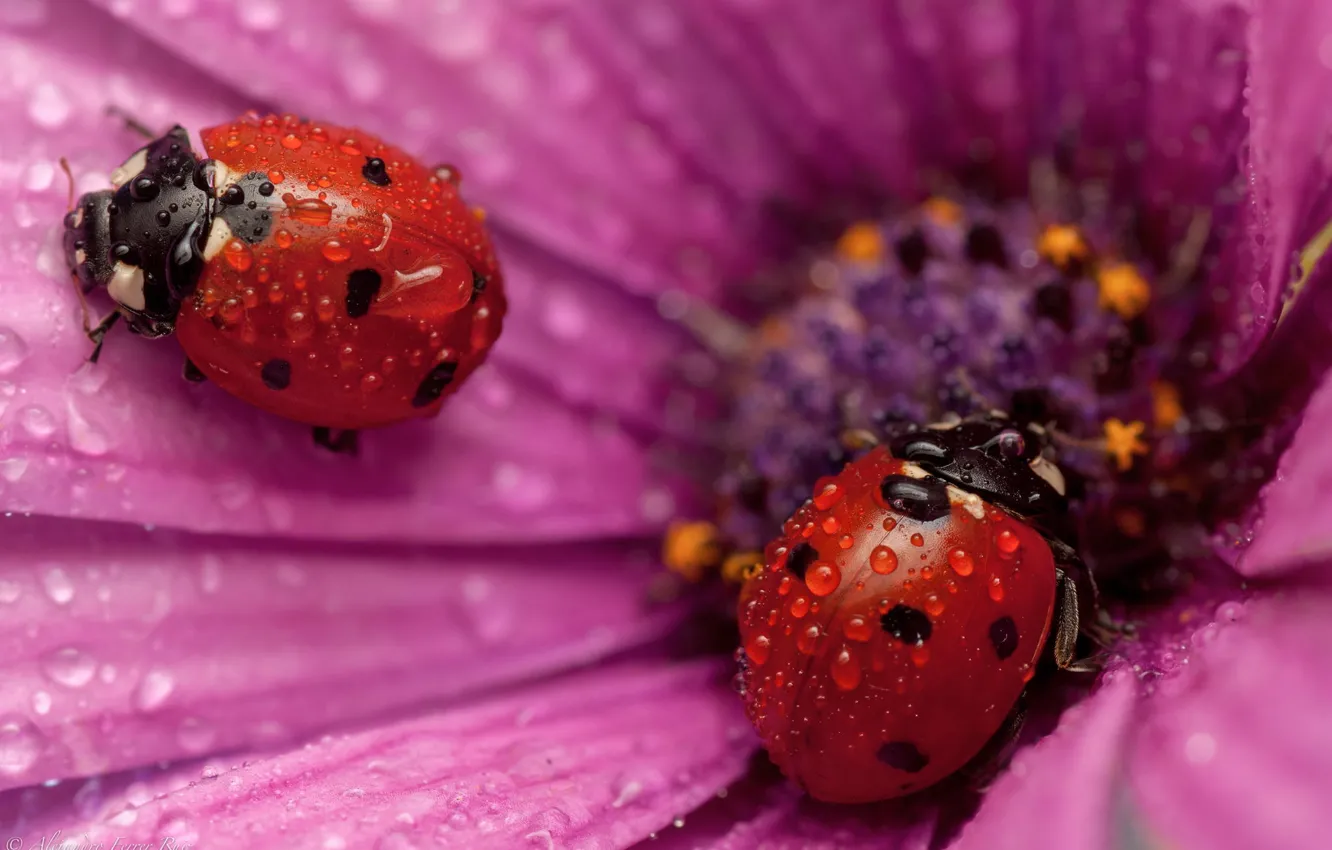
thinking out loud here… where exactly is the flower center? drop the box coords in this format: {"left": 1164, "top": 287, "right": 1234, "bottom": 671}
{"left": 666, "top": 194, "right": 1253, "bottom": 613}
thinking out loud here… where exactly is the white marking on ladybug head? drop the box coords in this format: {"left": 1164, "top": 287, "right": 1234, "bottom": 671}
{"left": 899, "top": 461, "right": 929, "bottom": 479}
{"left": 371, "top": 213, "right": 392, "bottom": 252}
{"left": 1030, "top": 456, "right": 1066, "bottom": 496}
{"left": 74, "top": 248, "right": 87, "bottom": 266}
{"left": 109, "top": 149, "right": 149, "bottom": 188}
{"left": 107, "top": 261, "right": 145, "bottom": 311}
{"left": 201, "top": 217, "right": 235, "bottom": 262}
{"left": 946, "top": 485, "right": 986, "bottom": 520}
{"left": 208, "top": 161, "right": 234, "bottom": 197}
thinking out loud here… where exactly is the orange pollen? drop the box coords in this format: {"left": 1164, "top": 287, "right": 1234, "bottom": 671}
{"left": 1096, "top": 262, "right": 1152, "bottom": 320}
{"left": 1151, "top": 381, "right": 1184, "bottom": 429}
{"left": 1103, "top": 418, "right": 1149, "bottom": 471}
{"left": 920, "top": 197, "right": 964, "bottom": 226}
{"left": 1036, "top": 224, "right": 1089, "bottom": 269}
{"left": 663, "top": 520, "right": 723, "bottom": 582}
{"left": 835, "top": 222, "right": 885, "bottom": 263}
{"left": 722, "top": 551, "right": 764, "bottom": 584}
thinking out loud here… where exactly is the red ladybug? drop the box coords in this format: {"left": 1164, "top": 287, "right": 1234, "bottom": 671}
{"left": 736, "top": 416, "right": 1092, "bottom": 803}
{"left": 62, "top": 113, "right": 504, "bottom": 452}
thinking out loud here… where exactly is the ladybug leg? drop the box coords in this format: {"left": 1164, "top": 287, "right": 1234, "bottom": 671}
{"left": 85, "top": 311, "right": 121, "bottom": 364}
{"left": 1053, "top": 569, "right": 1107, "bottom": 672}
{"left": 963, "top": 699, "right": 1028, "bottom": 793}
{"left": 312, "top": 427, "right": 359, "bottom": 456}
{"left": 182, "top": 358, "right": 207, "bottom": 383}
{"left": 105, "top": 105, "right": 156, "bottom": 139}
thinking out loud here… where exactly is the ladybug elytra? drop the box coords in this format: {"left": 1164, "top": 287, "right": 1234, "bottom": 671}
{"left": 63, "top": 113, "right": 504, "bottom": 452}
{"left": 737, "top": 415, "right": 1094, "bottom": 803}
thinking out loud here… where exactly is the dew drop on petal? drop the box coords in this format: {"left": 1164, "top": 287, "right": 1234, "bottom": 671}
{"left": 41, "top": 646, "right": 96, "bottom": 688}
{"left": 0, "top": 328, "right": 28, "bottom": 375}
{"left": 134, "top": 670, "right": 175, "bottom": 712}
{"left": 0, "top": 716, "right": 45, "bottom": 776}
{"left": 41, "top": 566, "right": 74, "bottom": 605}
{"left": 30, "top": 691, "right": 51, "bottom": 716}
{"left": 20, "top": 405, "right": 56, "bottom": 438}
{"left": 177, "top": 717, "right": 217, "bottom": 754}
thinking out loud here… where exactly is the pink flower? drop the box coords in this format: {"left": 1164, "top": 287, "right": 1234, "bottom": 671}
{"left": 1, "top": 0, "right": 1330, "bottom": 848}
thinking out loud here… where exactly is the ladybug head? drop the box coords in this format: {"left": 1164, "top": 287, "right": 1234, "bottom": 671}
{"left": 64, "top": 126, "right": 214, "bottom": 338}
{"left": 888, "top": 415, "right": 1068, "bottom": 520}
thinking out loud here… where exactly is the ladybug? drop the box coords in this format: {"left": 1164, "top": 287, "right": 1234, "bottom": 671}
{"left": 62, "top": 113, "right": 504, "bottom": 452}
{"left": 736, "top": 415, "right": 1094, "bottom": 803}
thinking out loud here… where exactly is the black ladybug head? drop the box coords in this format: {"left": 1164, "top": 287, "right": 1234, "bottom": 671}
{"left": 63, "top": 126, "right": 213, "bottom": 338}
{"left": 887, "top": 415, "right": 1068, "bottom": 520}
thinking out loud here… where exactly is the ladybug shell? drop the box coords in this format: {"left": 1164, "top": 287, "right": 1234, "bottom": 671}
{"left": 737, "top": 448, "right": 1057, "bottom": 803}
{"left": 175, "top": 114, "right": 504, "bottom": 429}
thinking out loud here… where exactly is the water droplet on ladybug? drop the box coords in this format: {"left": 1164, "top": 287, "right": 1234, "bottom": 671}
{"left": 813, "top": 479, "right": 843, "bottom": 510}
{"left": 284, "top": 308, "right": 314, "bottom": 342}
{"left": 218, "top": 298, "right": 242, "bottom": 324}
{"left": 989, "top": 576, "right": 1005, "bottom": 601}
{"left": 911, "top": 645, "right": 930, "bottom": 668}
{"left": 283, "top": 193, "right": 333, "bottom": 226}
{"left": 845, "top": 616, "right": 871, "bottom": 642}
{"left": 996, "top": 529, "right": 1021, "bottom": 556}
{"left": 745, "top": 634, "right": 771, "bottom": 665}
{"left": 222, "top": 239, "right": 253, "bottom": 272}
{"left": 870, "top": 545, "right": 898, "bottom": 575}
{"left": 806, "top": 563, "right": 841, "bottom": 597}
{"left": 274, "top": 229, "right": 294, "bottom": 249}
{"left": 948, "top": 548, "right": 975, "bottom": 576}
{"left": 797, "top": 625, "right": 821, "bottom": 655}
{"left": 340, "top": 140, "right": 362, "bottom": 156}
{"left": 838, "top": 534, "right": 854, "bottom": 550}
{"left": 910, "top": 533, "right": 925, "bottom": 547}
{"left": 789, "top": 596, "right": 810, "bottom": 618}
{"left": 831, "top": 648, "right": 861, "bottom": 691}
{"left": 925, "top": 595, "right": 944, "bottom": 616}
{"left": 777, "top": 576, "right": 792, "bottom": 596}
{"left": 315, "top": 296, "right": 336, "bottom": 322}
{"left": 997, "top": 429, "right": 1026, "bottom": 458}
{"left": 281, "top": 134, "right": 302, "bottom": 150}
{"left": 821, "top": 516, "right": 840, "bottom": 534}
{"left": 322, "top": 239, "right": 352, "bottom": 263}
{"left": 882, "top": 517, "right": 897, "bottom": 532}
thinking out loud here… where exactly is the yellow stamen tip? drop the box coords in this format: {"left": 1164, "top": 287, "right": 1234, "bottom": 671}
{"left": 662, "top": 520, "right": 722, "bottom": 582}
{"left": 1037, "top": 224, "right": 1089, "bottom": 269}
{"left": 836, "top": 222, "right": 885, "bottom": 263}
{"left": 722, "top": 551, "right": 763, "bottom": 584}
{"left": 921, "top": 197, "right": 964, "bottom": 226}
{"left": 1103, "top": 418, "right": 1149, "bottom": 471}
{"left": 1097, "top": 262, "right": 1152, "bottom": 320}
{"left": 1151, "top": 381, "right": 1183, "bottom": 430}
{"left": 471, "top": 206, "right": 486, "bottom": 221}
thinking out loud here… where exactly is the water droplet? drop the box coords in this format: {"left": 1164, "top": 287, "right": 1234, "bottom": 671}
{"left": 42, "top": 567, "right": 74, "bottom": 604}
{"left": 812, "top": 479, "right": 843, "bottom": 510}
{"left": 200, "top": 556, "right": 222, "bottom": 594}
{"left": 0, "top": 328, "right": 28, "bottom": 375}
{"left": 837, "top": 534, "right": 855, "bottom": 550}
{"left": 274, "top": 229, "right": 294, "bottom": 249}
{"left": 806, "top": 562, "right": 841, "bottom": 597}
{"left": 284, "top": 308, "right": 315, "bottom": 342}
{"left": 831, "top": 647, "right": 861, "bottom": 690}
{"left": 281, "top": 133, "right": 303, "bottom": 150}
{"left": 28, "top": 82, "right": 70, "bottom": 128}
{"left": 282, "top": 193, "right": 333, "bottom": 226}
{"left": 789, "top": 596, "right": 809, "bottom": 618}
{"left": 156, "top": 811, "right": 200, "bottom": 844}
{"left": 796, "top": 624, "right": 820, "bottom": 654}
{"left": 948, "top": 548, "right": 974, "bottom": 576}
{"left": 134, "top": 670, "right": 174, "bottom": 711}
{"left": 924, "top": 595, "right": 945, "bottom": 616}
{"left": 42, "top": 646, "right": 96, "bottom": 688}
{"left": 744, "top": 634, "right": 770, "bottom": 665}
{"left": 882, "top": 516, "right": 897, "bottom": 532}
{"left": 989, "top": 576, "right": 1005, "bottom": 601}
{"left": 870, "top": 545, "right": 898, "bottom": 574}
{"left": 31, "top": 691, "right": 51, "bottom": 715}
{"left": 67, "top": 400, "right": 111, "bottom": 456}
{"left": 0, "top": 457, "right": 28, "bottom": 482}
{"left": 910, "top": 532, "right": 925, "bottom": 547}
{"left": 820, "top": 515, "right": 840, "bottom": 534}
{"left": 996, "top": 529, "right": 1021, "bottom": 556}
{"left": 237, "top": 0, "right": 281, "bottom": 29}
{"left": 0, "top": 715, "right": 45, "bottom": 776}
{"left": 911, "top": 644, "right": 930, "bottom": 668}
{"left": 19, "top": 405, "right": 56, "bottom": 437}
{"left": 321, "top": 239, "right": 352, "bottom": 263}
{"left": 177, "top": 717, "right": 217, "bottom": 754}
{"left": 844, "top": 616, "right": 871, "bottom": 642}
{"left": 223, "top": 238, "right": 254, "bottom": 272}
{"left": 777, "top": 576, "right": 792, "bottom": 596}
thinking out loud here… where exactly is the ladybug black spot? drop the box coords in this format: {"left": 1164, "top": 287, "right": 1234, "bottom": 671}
{"left": 894, "top": 230, "right": 929, "bottom": 277}
{"left": 261, "top": 359, "right": 292, "bottom": 391}
{"left": 989, "top": 615, "right": 1019, "bottom": 660}
{"left": 881, "top": 604, "right": 932, "bottom": 644}
{"left": 471, "top": 269, "right": 487, "bottom": 304}
{"left": 877, "top": 741, "right": 929, "bottom": 773}
{"left": 965, "top": 223, "right": 1008, "bottom": 268}
{"left": 362, "top": 157, "right": 391, "bottom": 187}
{"left": 411, "top": 360, "right": 458, "bottom": 407}
{"left": 879, "top": 474, "right": 951, "bottom": 522}
{"left": 345, "top": 268, "right": 382, "bottom": 319}
{"left": 786, "top": 542, "right": 817, "bottom": 580}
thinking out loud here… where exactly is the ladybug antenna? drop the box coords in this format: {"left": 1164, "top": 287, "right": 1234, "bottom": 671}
{"left": 58, "top": 157, "right": 76, "bottom": 212}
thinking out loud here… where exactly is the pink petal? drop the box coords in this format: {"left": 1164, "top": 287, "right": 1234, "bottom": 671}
{"left": 0, "top": 514, "right": 680, "bottom": 791}
{"left": 952, "top": 676, "right": 1138, "bottom": 850}
{"left": 1127, "top": 589, "right": 1332, "bottom": 850}
{"left": 10, "top": 661, "right": 753, "bottom": 850}
{"left": 1239, "top": 366, "right": 1332, "bottom": 577}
